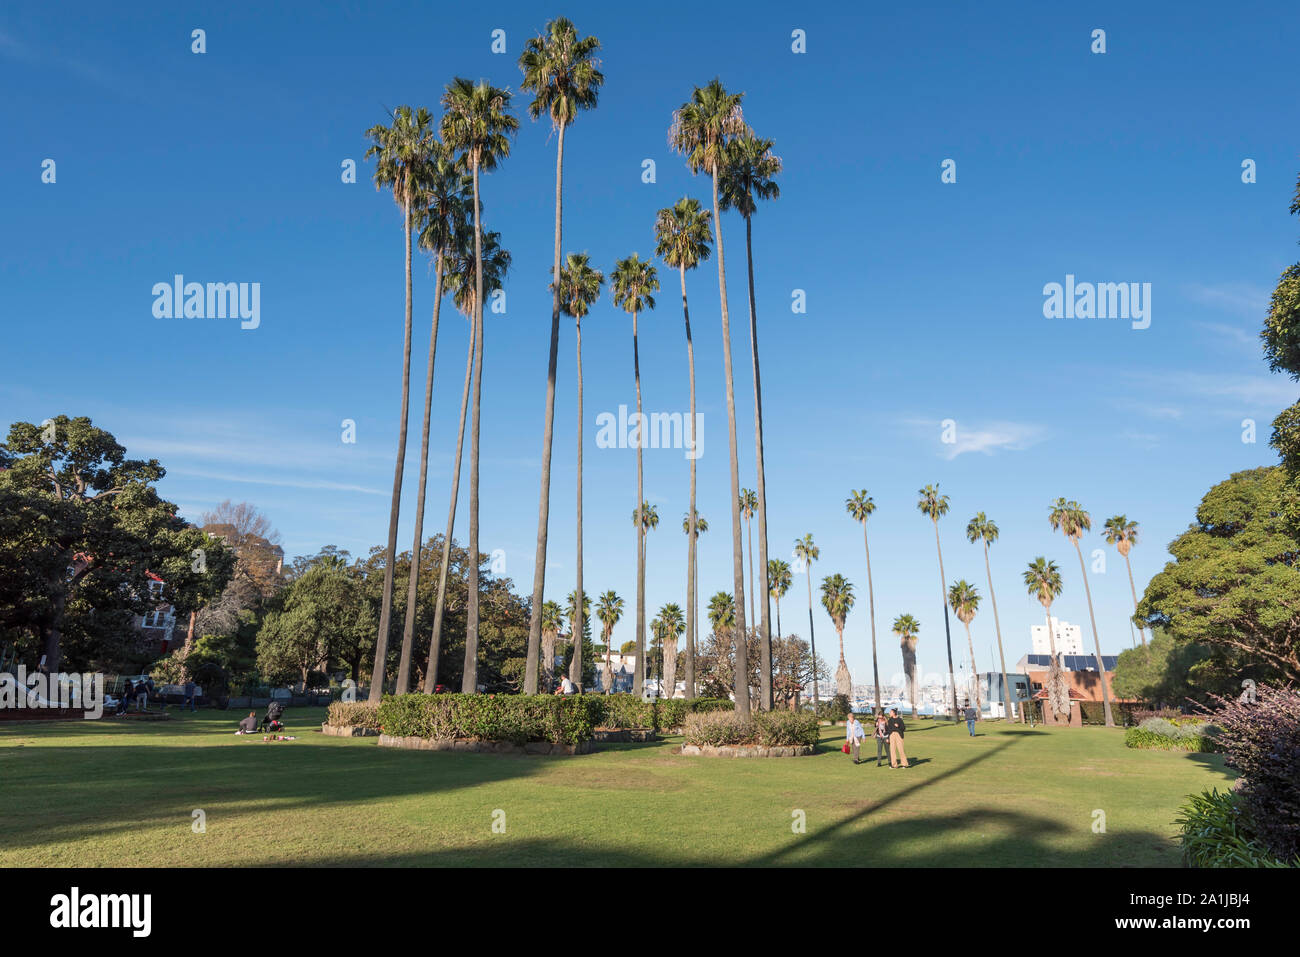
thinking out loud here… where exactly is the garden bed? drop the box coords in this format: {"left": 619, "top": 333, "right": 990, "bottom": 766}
{"left": 378, "top": 733, "right": 590, "bottom": 755}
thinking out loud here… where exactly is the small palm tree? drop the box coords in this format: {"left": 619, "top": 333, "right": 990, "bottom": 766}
{"left": 918, "top": 483, "right": 959, "bottom": 719}
{"left": 595, "top": 590, "right": 625, "bottom": 693}
{"left": 768, "top": 558, "right": 792, "bottom": 641}
{"left": 1049, "top": 498, "right": 1114, "bottom": 727}
{"left": 708, "top": 591, "right": 736, "bottom": 636}
{"left": 424, "top": 229, "right": 510, "bottom": 691}
{"left": 612, "top": 254, "right": 659, "bottom": 697}
{"left": 557, "top": 253, "right": 604, "bottom": 690}
{"left": 820, "top": 573, "right": 856, "bottom": 697}
{"left": 1024, "top": 557, "right": 1070, "bottom": 721}
{"left": 656, "top": 602, "right": 686, "bottom": 698}
{"left": 1104, "top": 515, "right": 1146, "bottom": 648}
{"left": 656, "top": 197, "right": 712, "bottom": 700}
{"left": 519, "top": 19, "right": 604, "bottom": 695}
{"left": 947, "top": 580, "right": 982, "bottom": 711}
{"left": 671, "top": 78, "right": 752, "bottom": 716}
{"left": 966, "top": 513, "right": 1016, "bottom": 721}
{"left": 892, "top": 614, "right": 921, "bottom": 719}
{"left": 540, "top": 599, "right": 564, "bottom": 692}
{"left": 363, "top": 104, "right": 436, "bottom": 702}
{"left": 793, "top": 533, "right": 821, "bottom": 710}
{"left": 441, "top": 77, "right": 518, "bottom": 693}
{"left": 846, "top": 489, "right": 882, "bottom": 712}
{"left": 563, "top": 590, "right": 592, "bottom": 686}
{"left": 739, "top": 488, "right": 759, "bottom": 637}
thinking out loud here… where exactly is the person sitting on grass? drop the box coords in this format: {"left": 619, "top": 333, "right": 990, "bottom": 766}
{"left": 237, "top": 712, "right": 257, "bottom": 734}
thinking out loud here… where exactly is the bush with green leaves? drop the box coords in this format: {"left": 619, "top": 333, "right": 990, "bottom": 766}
{"left": 1175, "top": 788, "right": 1298, "bottom": 868}
{"left": 684, "top": 710, "right": 820, "bottom": 748}
{"left": 325, "top": 701, "right": 380, "bottom": 729}
{"left": 1124, "top": 717, "right": 1219, "bottom": 752}
{"left": 595, "top": 693, "right": 655, "bottom": 730}
{"left": 376, "top": 693, "right": 602, "bottom": 745}
{"left": 815, "top": 694, "right": 851, "bottom": 722}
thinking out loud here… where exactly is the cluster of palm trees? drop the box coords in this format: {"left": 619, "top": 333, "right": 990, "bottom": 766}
{"left": 769, "top": 487, "right": 1147, "bottom": 728}
{"left": 361, "top": 18, "right": 783, "bottom": 711}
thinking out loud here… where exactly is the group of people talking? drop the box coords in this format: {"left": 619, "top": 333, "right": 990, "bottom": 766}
{"left": 844, "top": 708, "right": 910, "bottom": 768}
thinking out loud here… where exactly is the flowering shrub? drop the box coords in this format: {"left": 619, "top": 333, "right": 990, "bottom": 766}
{"left": 683, "top": 710, "right": 820, "bottom": 747}
{"left": 376, "top": 693, "right": 602, "bottom": 745}
{"left": 1208, "top": 684, "right": 1300, "bottom": 862}
{"left": 325, "top": 701, "right": 380, "bottom": 729}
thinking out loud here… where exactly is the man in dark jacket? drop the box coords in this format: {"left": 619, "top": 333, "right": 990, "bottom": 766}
{"left": 184, "top": 679, "right": 197, "bottom": 712}
{"left": 886, "top": 708, "right": 910, "bottom": 768}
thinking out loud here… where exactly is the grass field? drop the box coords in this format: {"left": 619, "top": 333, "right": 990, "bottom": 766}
{"left": 0, "top": 707, "right": 1230, "bottom": 867}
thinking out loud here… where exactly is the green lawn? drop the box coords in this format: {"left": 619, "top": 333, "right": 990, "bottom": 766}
{"left": 0, "top": 708, "right": 1230, "bottom": 867}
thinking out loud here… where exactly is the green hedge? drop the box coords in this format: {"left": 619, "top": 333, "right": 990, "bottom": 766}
{"left": 325, "top": 701, "right": 380, "bottom": 729}
{"left": 585, "top": 694, "right": 738, "bottom": 732}
{"left": 1124, "top": 717, "right": 1219, "bottom": 752}
{"left": 1175, "top": 788, "right": 1299, "bottom": 868}
{"left": 1080, "top": 701, "right": 1146, "bottom": 727}
{"left": 376, "top": 694, "right": 603, "bottom": 745}
{"left": 683, "top": 710, "right": 821, "bottom": 748}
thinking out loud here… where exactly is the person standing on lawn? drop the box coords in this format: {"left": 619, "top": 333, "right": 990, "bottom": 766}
{"left": 184, "top": 679, "right": 197, "bottom": 713}
{"left": 964, "top": 700, "right": 977, "bottom": 736}
{"left": 845, "top": 713, "right": 865, "bottom": 764}
{"left": 873, "top": 710, "right": 889, "bottom": 766}
{"left": 886, "top": 708, "right": 910, "bottom": 768}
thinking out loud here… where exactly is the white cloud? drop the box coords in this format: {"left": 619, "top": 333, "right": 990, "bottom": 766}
{"left": 905, "top": 419, "right": 1048, "bottom": 460}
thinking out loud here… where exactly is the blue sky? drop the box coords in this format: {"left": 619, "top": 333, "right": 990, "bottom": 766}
{"left": 3, "top": 1, "right": 1297, "bottom": 687}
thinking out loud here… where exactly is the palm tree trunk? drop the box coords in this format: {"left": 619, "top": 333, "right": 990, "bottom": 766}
{"left": 932, "top": 519, "right": 958, "bottom": 720}
{"left": 744, "top": 513, "right": 755, "bottom": 650}
{"left": 962, "top": 620, "right": 982, "bottom": 710}
{"left": 862, "top": 524, "right": 881, "bottom": 714}
{"left": 775, "top": 597, "right": 781, "bottom": 640}
{"left": 525, "top": 124, "right": 567, "bottom": 695}
{"left": 603, "top": 625, "right": 613, "bottom": 693}
{"left": 1073, "top": 541, "right": 1114, "bottom": 726}
{"left": 710, "top": 167, "right": 749, "bottom": 717}
{"left": 462, "top": 161, "right": 484, "bottom": 693}
{"left": 423, "top": 308, "right": 475, "bottom": 692}
{"left": 1124, "top": 552, "right": 1146, "bottom": 647}
{"left": 681, "top": 267, "right": 698, "bottom": 698}
{"left": 982, "top": 542, "right": 1017, "bottom": 722}
{"left": 396, "top": 255, "right": 445, "bottom": 694}
{"left": 805, "top": 567, "right": 818, "bottom": 711}
{"left": 633, "top": 308, "right": 646, "bottom": 698}
{"left": 369, "top": 199, "right": 414, "bottom": 704}
{"left": 570, "top": 314, "right": 585, "bottom": 689}
{"left": 744, "top": 214, "right": 773, "bottom": 711}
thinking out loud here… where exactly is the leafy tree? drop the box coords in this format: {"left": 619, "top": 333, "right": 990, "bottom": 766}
{"left": 1136, "top": 467, "right": 1300, "bottom": 682}
{"left": 1112, "top": 628, "right": 1218, "bottom": 707}
{"left": 1261, "top": 168, "right": 1300, "bottom": 532}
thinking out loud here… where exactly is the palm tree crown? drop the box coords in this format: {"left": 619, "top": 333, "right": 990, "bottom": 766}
{"left": 595, "top": 590, "right": 624, "bottom": 637}
{"left": 611, "top": 254, "right": 660, "bottom": 315}
{"left": 555, "top": 252, "right": 604, "bottom": 319}
{"left": 439, "top": 78, "right": 519, "bottom": 171}
{"left": 654, "top": 197, "right": 713, "bottom": 270}
{"left": 794, "top": 533, "right": 819, "bottom": 568}
{"left": 718, "top": 134, "right": 782, "bottom": 218}
{"left": 669, "top": 78, "right": 749, "bottom": 176}
{"left": 820, "top": 574, "right": 855, "bottom": 630}
{"left": 893, "top": 614, "right": 920, "bottom": 641}
{"left": 682, "top": 510, "right": 708, "bottom": 537}
{"left": 917, "top": 484, "right": 951, "bottom": 522}
{"left": 632, "top": 502, "right": 660, "bottom": 531}
{"left": 1103, "top": 515, "right": 1139, "bottom": 556}
{"left": 1024, "top": 558, "right": 1064, "bottom": 608}
{"left": 518, "top": 17, "right": 603, "bottom": 130}
{"left": 364, "top": 105, "right": 436, "bottom": 211}
{"left": 444, "top": 230, "right": 511, "bottom": 318}
{"left": 948, "top": 580, "right": 981, "bottom": 625}
{"left": 966, "top": 512, "right": 999, "bottom": 546}
{"left": 846, "top": 489, "right": 876, "bottom": 524}
{"left": 707, "top": 591, "right": 736, "bottom": 633}
{"left": 768, "top": 558, "right": 792, "bottom": 600}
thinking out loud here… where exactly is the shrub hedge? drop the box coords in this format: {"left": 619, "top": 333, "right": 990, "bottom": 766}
{"left": 683, "top": 710, "right": 820, "bottom": 748}
{"left": 1080, "top": 701, "right": 1146, "bottom": 727}
{"left": 325, "top": 701, "right": 381, "bottom": 729}
{"left": 376, "top": 694, "right": 603, "bottom": 745}
{"left": 1175, "top": 788, "right": 1299, "bottom": 868}
{"left": 1124, "top": 717, "right": 1219, "bottom": 752}
{"left": 585, "top": 694, "right": 737, "bottom": 732}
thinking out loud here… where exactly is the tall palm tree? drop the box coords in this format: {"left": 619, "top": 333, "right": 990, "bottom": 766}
{"left": 820, "top": 573, "right": 855, "bottom": 697}
{"left": 893, "top": 614, "right": 921, "bottom": 719}
{"left": 539, "top": 599, "right": 564, "bottom": 691}
{"left": 966, "top": 513, "right": 1016, "bottom": 721}
{"left": 680, "top": 509, "right": 708, "bottom": 696}
{"left": 1024, "top": 557, "right": 1070, "bottom": 721}
{"left": 396, "top": 142, "right": 471, "bottom": 694}
{"left": 595, "top": 589, "right": 624, "bottom": 693}
{"left": 917, "top": 483, "right": 958, "bottom": 720}
{"left": 720, "top": 133, "right": 781, "bottom": 712}
{"left": 519, "top": 19, "right": 604, "bottom": 696}
{"left": 1104, "top": 514, "right": 1146, "bottom": 648}
{"left": 612, "top": 254, "right": 659, "bottom": 696}
{"left": 556, "top": 253, "right": 604, "bottom": 690}
{"left": 1049, "top": 498, "right": 1114, "bottom": 726}
{"left": 564, "top": 589, "right": 591, "bottom": 683}
{"left": 656, "top": 602, "right": 685, "bottom": 698}
{"left": 947, "top": 580, "right": 982, "bottom": 710}
{"left": 656, "top": 197, "right": 712, "bottom": 700}
{"left": 739, "top": 488, "right": 758, "bottom": 650}
{"left": 671, "top": 78, "right": 752, "bottom": 716}
{"left": 793, "top": 533, "right": 820, "bottom": 710}
{"left": 441, "top": 77, "right": 518, "bottom": 693}
{"left": 423, "top": 229, "right": 510, "bottom": 691}
{"left": 707, "top": 591, "right": 736, "bottom": 639}
{"left": 845, "top": 490, "right": 881, "bottom": 712}
{"left": 768, "top": 557, "right": 792, "bottom": 641}
{"left": 363, "top": 105, "right": 436, "bottom": 703}
{"left": 632, "top": 501, "right": 660, "bottom": 690}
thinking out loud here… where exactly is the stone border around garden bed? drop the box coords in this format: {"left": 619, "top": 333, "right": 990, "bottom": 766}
{"left": 377, "top": 733, "right": 592, "bottom": 755}
{"left": 591, "top": 728, "right": 656, "bottom": 743}
{"left": 680, "top": 743, "right": 814, "bottom": 757}
{"left": 321, "top": 723, "right": 379, "bottom": 737}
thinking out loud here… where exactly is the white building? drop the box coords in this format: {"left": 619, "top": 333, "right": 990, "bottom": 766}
{"left": 1030, "top": 616, "right": 1083, "bottom": 656}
